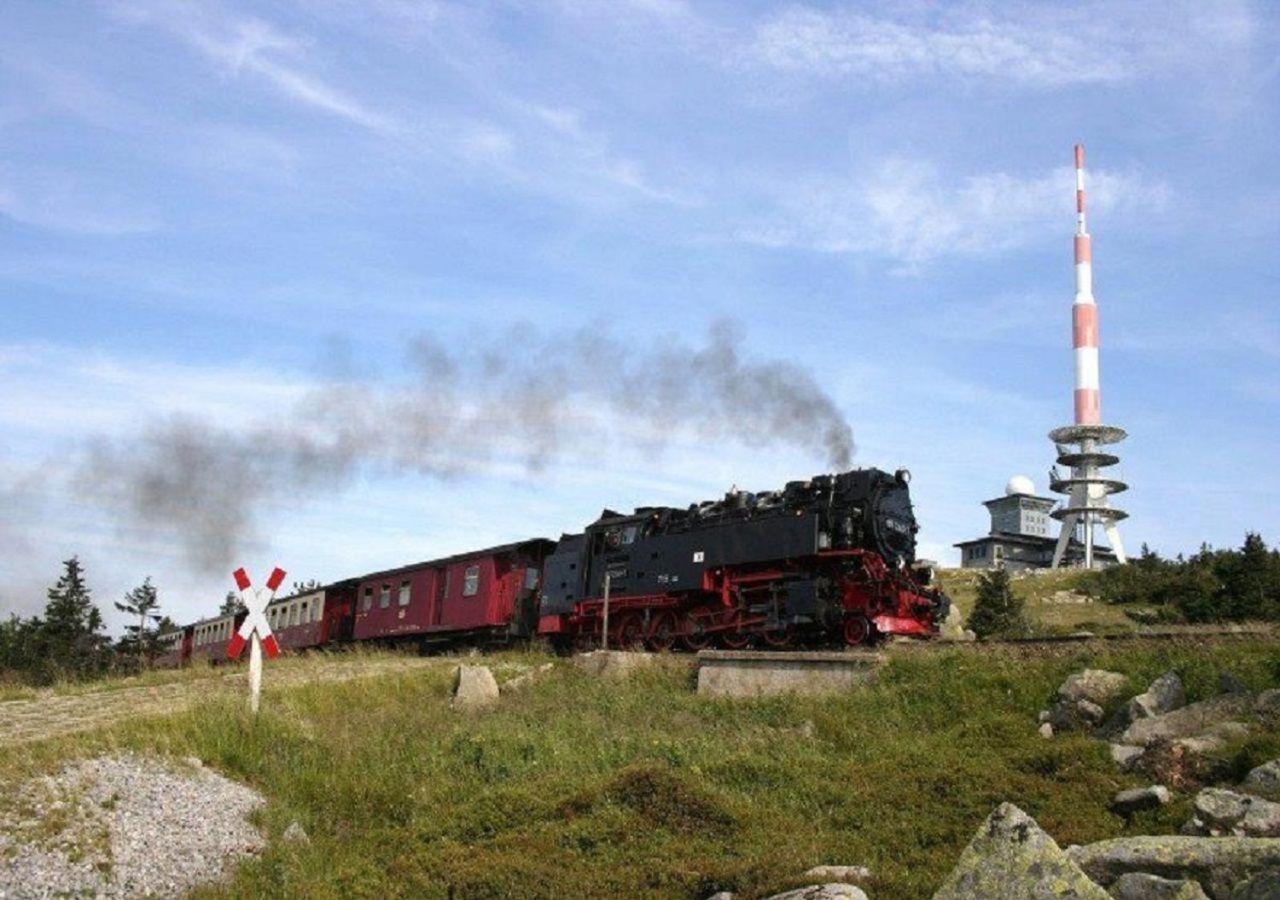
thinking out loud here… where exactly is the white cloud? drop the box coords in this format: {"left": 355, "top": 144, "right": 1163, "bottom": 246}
{"left": 737, "top": 159, "right": 1170, "bottom": 267}
{"left": 749, "top": 7, "right": 1128, "bottom": 85}
{"left": 0, "top": 168, "right": 159, "bottom": 236}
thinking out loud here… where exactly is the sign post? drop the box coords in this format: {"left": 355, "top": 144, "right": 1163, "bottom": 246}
{"left": 228, "top": 566, "right": 286, "bottom": 714}
{"left": 600, "top": 572, "right": 611, "bottom": 651}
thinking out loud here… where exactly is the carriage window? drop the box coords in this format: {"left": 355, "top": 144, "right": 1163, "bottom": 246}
{"left": 620, "top": 525, "right": 638, "bottom": 545}
{"left": 362, "top": 588, "right": 373, "bottom": 611}
{"left": 398, "top": 580, "right": 411, "bottom": 606}
{"left": 300, "top": 601, "right": 309, "bottom": 622}
{"left": 313, "top": 599, "right": 323, "bottom": 622}
{"left": 462, "top": 565, "right": 480, "bottom": 597}
{"left": 289, "top": 605, "right": 299, "bottom": 627}
{"left": 379, "top": 584, "right": 390, "bottom": 609}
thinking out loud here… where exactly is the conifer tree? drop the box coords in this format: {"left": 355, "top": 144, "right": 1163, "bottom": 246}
{"left": 40, "top": 557, "right": 108, "bottom": 677}
{"left": 966, "top": 566, "right": 1027, "bottom": 638}
{"left": 115, "top": 577, "right": 162, "bottom": 663}
{"left": 219, "top": 591, "right": 246, "bottom": 616}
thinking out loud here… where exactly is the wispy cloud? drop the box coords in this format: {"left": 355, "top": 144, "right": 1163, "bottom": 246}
{"left": 109, "top": 1, "right": 398, "bottom": 134}
{"left": 0, "top": 168, "right": 159, "bottom": 236}
{"left": 737, "top": 159, "right": 1171, "bottom": 267}
{"left": 747, "top": 6, "right": 1129, "bottom": 86}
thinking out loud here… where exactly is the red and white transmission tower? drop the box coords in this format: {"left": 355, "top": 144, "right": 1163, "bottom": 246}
{"left": 1049, "top": 144, "right": 1128, "bottom": 569}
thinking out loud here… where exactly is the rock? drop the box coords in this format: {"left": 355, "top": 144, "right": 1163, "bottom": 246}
{"left": 1190, "top": 789, "right": 1256, "bottom": 836}
{"left": 183, "top": 756, "right": 205, "bottom": 769}
{"left": 572, "top": 650, "right": 659, "bottom": 677}
{"left": 964, "top": 629, "right": 978, "bottom": 641}
{"left": 1255, "top": 690, "right": 1280, "bottom": 719}
{"left": 1039, "top": 709, "right": 1053, "bottom": 724}
{"left": 706, "top": 893, "right": 736, "bottom": 900}
{"left": 1040, "top": 722, "right": 1055, "bottom": 739}
{"left": 932, "top": 802, "right": 1110, "bottom": 899}
{"left": 1229, "top": 869, "right": 1280, "bottom": 898}
{"left": 1080, "top": 700, "right": 1108, "bottom": 726}
{"left": 1244, "top": 762, "right": 1280, "bottom": 801}
{"left": 451, "top": 665, "right": 500, "bottom": 709}
{"left": 1112, "top": 744, "right": 1147, "bottom": 770}
{"left": 1108, "top": 872, "right": 1209, "bottom": 899}
{"left": 1060, "top": 669, "right": 1130, "bottom": 708}
{"left": 1109, "top": 872, "right": 1209, "bottom": 899}
{"left": 1112, "top": 672, "right": 1188, "bottom": 733}
{"left": 1121, "top": 695, "right": 1255, "bottom": 748}
{"left": 1068, "top": 835, "right": 1280, "bottom": 899}
{"left": 1142, "top": 739, "right": 1232, "bottom": 791}
{"left": 282, "top": 820, "right": 310, "bottom": 845}
{"left": 765, "top": 885, "right": 867, "bottom": 900}
{"left": 499, "top": 662, "right": 555, "bottom": 694}
{"left": 1220, "top": 673, "right": 1251, "bottom": 695}
{"left": 802, "top": 866, "right": 870, "bottom": 884}
{"left": 1112, "top": 786, "right": 1173, "bottom": 815}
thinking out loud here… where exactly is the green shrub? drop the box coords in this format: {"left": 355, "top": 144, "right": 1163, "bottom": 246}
{"left": 966, "top": 568, "right": 1028, "bottom": 638}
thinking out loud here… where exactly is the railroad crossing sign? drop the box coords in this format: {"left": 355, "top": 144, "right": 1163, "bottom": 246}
{"left": 228, "top": 566, "right": 286, "bottom": 714}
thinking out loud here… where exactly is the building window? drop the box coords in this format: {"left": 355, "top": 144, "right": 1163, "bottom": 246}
{"left": 362, "top": 588, "right": 373, "bottom": 612}
{"left": 379, "top": 585, "right": 391, "bottom": 609}
{"left": 463, "top": 565, "right": 480, "bottom": 597}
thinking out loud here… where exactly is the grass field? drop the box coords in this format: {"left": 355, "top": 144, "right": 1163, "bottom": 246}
{"left": 3, "top": 639, "right": 1279, "bottom": 899}
{"left": 936, "top": 567, "right": 1139, "bottom": 636}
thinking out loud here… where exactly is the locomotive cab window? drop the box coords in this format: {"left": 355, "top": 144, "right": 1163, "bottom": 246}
{"left": 398, "top": 580, "right": 411, "bottom": 606}
{"left": 620, "top": 525, "right": 638, "bottom": 545}
{"left": 379, "top": 585, "right": 390, "bottom": 609}
{"left": 462, "top": 565, "right": 480, "bottom": 597}
{"left": 523, "top": 567, "right": 539, "bottom": 590}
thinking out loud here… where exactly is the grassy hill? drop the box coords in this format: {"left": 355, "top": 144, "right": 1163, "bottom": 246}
{"left": 936, "top": 567, "right": 1139, "bottom": 636}
{"left": 3, "top": 640, "right": 1279, "bottom": 899}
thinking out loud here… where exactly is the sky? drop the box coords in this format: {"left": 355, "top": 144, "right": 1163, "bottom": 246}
{"left": 2, "top": 0, "right": 1278, "bottom": 632}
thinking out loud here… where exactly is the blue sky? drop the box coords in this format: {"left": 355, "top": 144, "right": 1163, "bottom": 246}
{"left": 2, "top": 0, "right": 1278, "bottom": 629}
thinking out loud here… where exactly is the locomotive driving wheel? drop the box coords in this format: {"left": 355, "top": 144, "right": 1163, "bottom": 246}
{"left": 760, "top": 625, "right": 793, "bottom": 649}
{"left": 720, "top": 629, "right": 751, "bottom": 649}
{"left": 647, "top": 610, "right": 678, "bottom": 652}
{"left": 680, "top": 612, "right": 714, "bottom": 652}
{"left": 843, "top": 615, "right": 871, "bottom": 647}
{"left": 612, "top": 613, "right": 645, "bottom": 650}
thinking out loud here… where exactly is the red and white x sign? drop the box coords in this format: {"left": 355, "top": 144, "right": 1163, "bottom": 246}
{"left": 227, "top": 566, "right": 286, "bottom": 660}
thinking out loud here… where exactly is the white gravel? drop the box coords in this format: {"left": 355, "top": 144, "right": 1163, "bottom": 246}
{"left": 0, "top": 754, "right": 265, "bottom": 899}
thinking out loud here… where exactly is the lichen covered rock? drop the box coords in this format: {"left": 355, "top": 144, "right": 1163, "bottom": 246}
{"left": 932, "top": 802, "right": 1109, "bottom": 899}
{"left": 1068, "top": 835, "right": 1280, "bottom": 899}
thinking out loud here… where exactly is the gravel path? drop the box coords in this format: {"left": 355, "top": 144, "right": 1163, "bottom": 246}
{"left": 0, "top": 754, "right": 264, "bottom": 898}
{"left": 0, "top": 656, "right": 437, "bottom": 748}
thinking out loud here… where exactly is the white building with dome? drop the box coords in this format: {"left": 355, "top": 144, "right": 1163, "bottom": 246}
{"left": 954, "top": 476, "right": 1116, "bottom": 570}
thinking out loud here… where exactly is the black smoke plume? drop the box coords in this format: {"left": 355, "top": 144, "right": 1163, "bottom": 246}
{"left": 79, "top": 321, "right": 854, "bottom": 572}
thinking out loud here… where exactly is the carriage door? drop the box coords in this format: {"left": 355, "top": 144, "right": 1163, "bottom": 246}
{"left": 429, "top": 567, "right": 446, "bottom": 626}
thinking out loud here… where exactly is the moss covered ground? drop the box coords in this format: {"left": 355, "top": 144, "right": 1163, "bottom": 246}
{"left": 2, "top": 640, "right": 1278, "bottom": 898}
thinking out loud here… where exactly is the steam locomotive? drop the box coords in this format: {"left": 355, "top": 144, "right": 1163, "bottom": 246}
{"left": 539, "top": 467, "right": 947, "bottom": 650}
{"left": 157, "top": 467, "right": 947, "bottom": 665}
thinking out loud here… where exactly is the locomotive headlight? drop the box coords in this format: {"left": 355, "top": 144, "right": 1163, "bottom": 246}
{"left": 818, "top": 531, "right": 831, "bottom": 550}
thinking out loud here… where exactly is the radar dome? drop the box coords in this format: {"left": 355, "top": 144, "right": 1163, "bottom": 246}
{"left": 1005, "top": 475, "right": 1035, "bottom": 496}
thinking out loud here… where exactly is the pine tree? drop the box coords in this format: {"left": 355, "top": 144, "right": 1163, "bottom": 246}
{"left": 115, "top": 577, "right": 162, "bottom": 663}
{"left": 219, "top": 591, "right": 246, "bottom": 616}
{"left": 966, "top": 567, "right": 1027, "bottom": 638}
{"left": 40, "top": 557, "right": 108, "bottom": 678}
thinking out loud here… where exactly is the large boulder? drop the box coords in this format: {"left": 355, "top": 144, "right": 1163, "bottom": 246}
{"left": 1060, "top": 670, "right": 1130, "bottom": 707}
{"left": 1121, "top": 695, "right": 1255, "bottom": 748}
{"left": 1244, "top": 762, "right": 1280, "bottom": 801}
{"left": 1109, "top": 673, "right": 1187, "bottom": 734}
{"left": 1068, "top": 836, "right": 1280, "bottom": 899}
{"left": 1109, "top": 872, "right": 1209, "bottom": 899}
{"left": 765, "top": 885, "right": 867, "bottom": 900}
{"left": 1228, "top": 869, "right": 1280, "bottom": 898}
{"left": 1183, "top": 790, "right": 1280, "bottom": 839}
{"left": 451, "top": 665, "right": 500, "bottom": 710}
{"left": 932, "top": 802, "right": 1110, "bottom": 899}
{"left": 1112, "top": 786, "right": 1173, "bottom": 816}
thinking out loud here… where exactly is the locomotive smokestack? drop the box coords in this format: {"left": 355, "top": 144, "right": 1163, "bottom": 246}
{"left": 1072, "top": 143, "right": 1101, "bottom": 425}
